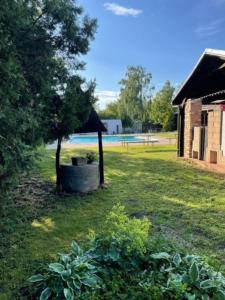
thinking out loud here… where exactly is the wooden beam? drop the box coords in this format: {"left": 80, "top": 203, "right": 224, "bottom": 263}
{"left": 98, "top": 131, "right": 104, "bottom": 185}
{"left": 178, "top": 106, "right": 184, "bottom": 157}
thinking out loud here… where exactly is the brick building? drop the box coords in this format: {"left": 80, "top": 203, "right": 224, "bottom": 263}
{"left": 173, "top": 49, "right": 225, "bottom": 168}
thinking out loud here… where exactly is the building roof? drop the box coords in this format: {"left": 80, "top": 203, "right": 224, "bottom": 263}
{"left": 172, "top": 49, "right": 225, "bottom": 106}
{"left": 75, "top": 109, "right": 107, "bottom": 133}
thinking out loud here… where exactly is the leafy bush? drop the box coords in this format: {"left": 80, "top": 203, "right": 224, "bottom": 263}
{"left": 29, "top": 205, "right": 225, "bottom": 300}
{"left": 86, "top": 152, "right": 97, "bottom": 164}
{"left": 28, "top": 241, "right": 101, "bottom": 300}
{"left": 98, "top": 204, "right": 150, "bottom": 255}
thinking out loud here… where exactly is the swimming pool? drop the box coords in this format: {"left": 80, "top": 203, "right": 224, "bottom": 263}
{"left": 68, "top": 135, "right": 144, "bottom": 144}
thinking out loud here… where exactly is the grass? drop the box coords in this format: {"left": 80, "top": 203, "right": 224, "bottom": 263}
{"left": 153, "top": 131, "right": 177, "bottom": 138}
{"left": 1, "top": 144, "right": 225, "bottom": 298}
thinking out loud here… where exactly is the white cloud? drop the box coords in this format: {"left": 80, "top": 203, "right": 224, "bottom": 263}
{"left": 195, "top": 19, "right": 224, "bottom": 38}
{"left": 95, "top": 90, "right": 119, "bottom": 109}
{"left": 104, "top": 3, "right": 142, "bottom": 17}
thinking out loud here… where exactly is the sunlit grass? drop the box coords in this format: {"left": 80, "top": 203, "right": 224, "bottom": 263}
{"left": 1, "top": 144, "right": 225, "bottom": 298}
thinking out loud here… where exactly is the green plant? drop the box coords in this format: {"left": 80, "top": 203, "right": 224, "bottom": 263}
{"left": 100, "top": 204, "right": 151, "bottom": 255}
{"left": 86, "top": 152, "right": 97, "bottom": 164}
{"left": 28, "top": 241, "right": 101, "bottom": 299}
{"left": 28, "top": 205, "right": 225, "bottom": 300}
{"left": 144, "top": 252, "right": 225, "bottom": 299}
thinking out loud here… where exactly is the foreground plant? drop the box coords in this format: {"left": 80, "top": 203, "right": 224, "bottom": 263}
{"left": 28, "top": 241, "right": 101, "bottom": 299}
{"left": 29, "top": 205, "right": 225, "bottom": 299}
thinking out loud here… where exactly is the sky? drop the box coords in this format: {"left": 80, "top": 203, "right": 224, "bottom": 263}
{"left": 78, "top": 0, "right": 225, "bottom": 109}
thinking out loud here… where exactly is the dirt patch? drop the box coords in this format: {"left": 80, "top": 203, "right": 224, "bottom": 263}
{"left": 158, "top": 225, "right": 194, "bottom": 250}
{"left": 11, "top": 176, "right": 55, "bottom": 210}
{"left": 130, "top": 210, "right": 152, "bottom": 219}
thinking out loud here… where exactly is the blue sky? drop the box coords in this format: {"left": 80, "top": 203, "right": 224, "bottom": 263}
{"left": 78, "top": 0, "right": 225, "bottom": 109}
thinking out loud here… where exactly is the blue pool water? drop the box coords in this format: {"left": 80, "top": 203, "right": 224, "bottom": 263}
{"left": 68, "top": 135, "right": 143, "bottom": 144}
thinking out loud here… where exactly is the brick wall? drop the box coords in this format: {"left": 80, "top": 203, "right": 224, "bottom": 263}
{"left": 184, "top": 99, "right": 202, "bottom": 158}
{"left": 192, "top": 126, "right": 201, "bottom": 159}
{"left": 205, "top": 106, "right": 222, "bottom": 163}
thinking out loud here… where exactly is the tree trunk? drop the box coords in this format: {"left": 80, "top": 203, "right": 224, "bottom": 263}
{"left": 56, "top": 136, "right": 62, "bottom": 191}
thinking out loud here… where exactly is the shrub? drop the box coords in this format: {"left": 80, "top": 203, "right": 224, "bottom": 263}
{"left": 98, "top": 204, "right": 150, "bottom": 255}
{"left": 86, "top": 152, "right": 97, "bottom": 164}
{"left": 29, "top": 205, "right": 225, "bottom": 300}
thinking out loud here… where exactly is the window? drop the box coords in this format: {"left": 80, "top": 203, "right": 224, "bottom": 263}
{"left": 201, "top": 111, "right": 208, "bottom": 126}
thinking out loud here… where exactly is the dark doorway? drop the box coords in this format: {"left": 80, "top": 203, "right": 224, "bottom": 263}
{"left": 199, "top": 111, "right": 208, "bottom": 160}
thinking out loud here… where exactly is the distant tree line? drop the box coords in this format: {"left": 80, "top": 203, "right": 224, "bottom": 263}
{"left": 98, "top": 67, "right": 176, "bottom": 132}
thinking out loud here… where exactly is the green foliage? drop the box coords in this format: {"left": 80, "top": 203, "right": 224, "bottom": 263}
{"left": 100, "top": 204, "right": 150, "bottom": 255}
{"left": 86, "top": 152, "right": 97, "bottom": 164}
{"left": 29, "top": 205, "right": 225, "bottom": 299}
{"left": 28, "top": 241, "right": 101, "bottom": 299}
{"left": 117, "top": 66, "right": 153, "bottom": 127}
{"left": 151, "top": 80, "right": 175, "bottom": 130}
{"left": 98, "top": 101, "right": 119, "bottom": 120}
{"left": 0, "top": 0, "right": 97, "bottom": 185}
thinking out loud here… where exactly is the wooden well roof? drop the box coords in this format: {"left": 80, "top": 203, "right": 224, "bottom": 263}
{"left": 75, "top": 108, "right": 107, "bottom": 133}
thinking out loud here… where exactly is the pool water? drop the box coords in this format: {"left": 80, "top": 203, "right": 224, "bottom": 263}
{"left": 68, "top": 135, "right": 144, "bottom": 144}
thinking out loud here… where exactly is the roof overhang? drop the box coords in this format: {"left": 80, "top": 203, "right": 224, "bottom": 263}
{"left": 172, "top": 49, "right": 225, "bottom": 106}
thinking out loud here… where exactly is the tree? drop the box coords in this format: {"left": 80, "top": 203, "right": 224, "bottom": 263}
{"left": 98, "top": 101, "right": 119, "bottom": 119}
{"left": 117, "top": 66, "right": 153, "bottom": 127}
{"left": 0, "top": 0, "right": 97, "bottom": 188}
{"left": 151, "top": 81, "right": 175, "bottom": 131}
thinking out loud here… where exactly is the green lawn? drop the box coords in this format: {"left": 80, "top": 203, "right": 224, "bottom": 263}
{"left": 1, "top": 144, "right": 225, "bottom": 299}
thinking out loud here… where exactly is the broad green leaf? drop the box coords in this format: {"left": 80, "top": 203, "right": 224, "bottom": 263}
{"left": 81, "top": 276, "right": 97, "bottom": 287}
{"left": 217, "top": 290, "right": 225, "bottom": 300}
{"left": 61, "top": 269, "right": 72, "bottom": 281}
{"left": 71, "top": 241, "right": 83, "bottom": 256}
{"left": 49, "top": 263, "right": 65, "bottom": 274}
{"left": 73, "top": 279, "right": 81, "bottom": 290}
{"left": 64, "top": 288, "right": 74, "bottom": 300}
{"left": 150, "top": 252, "right": 171, "bottom": 260}
{"left": 186, "top": 293, "right": 196, "bottom": 300}
{"left": 200, "top": 279, "right": 216, "bottom": 289}
{"left": 107, "top": 248, "right": 120, "bottom": 261}
{"left": 59, "top": 254, "right": 71, "bottom": 264}
{"left": 28, "top": 274, "right": 45, "bottom": 282}
{"left": 81, "top": 274, "right": 101, "bottom": 287}
{"left": 189, "top": 262, "right": 199, "bottom": 282}
{"left": 202, "top": 295, "right": 210, "bottom": 300}
{"left": 40, "top": 288, "right": 52, "bottom": 300}
{"left": 173, "top": 253, "right": 182, "bottom": 267}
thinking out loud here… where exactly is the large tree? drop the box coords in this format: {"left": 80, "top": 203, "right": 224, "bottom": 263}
{"left": 151, "top": 81, "right": 175, "bottom": 131}
{"left": 0, "top": 0, "right": 97, "bottom": 187}
{"left": 117, "top": 66, "right": 153, "bottom": 127}
{"left": 98, "top": 101, "right": 119, "bottom": 119}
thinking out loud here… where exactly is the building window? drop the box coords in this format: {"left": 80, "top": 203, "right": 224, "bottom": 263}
{"left": 201, "top": 111, "right": 208, "bottom": 126}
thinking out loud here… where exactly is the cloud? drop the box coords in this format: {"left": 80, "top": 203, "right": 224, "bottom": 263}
{"left": 104, "top": 3, "right": 142, "bottom": 17}
{"left": 95, "top": 90, "right": 119, "bottom": 109}
{"left": 195, "top": 19, "right": 224, "bottom": 38}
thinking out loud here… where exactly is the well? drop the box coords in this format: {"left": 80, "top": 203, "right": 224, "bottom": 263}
{"left": 61, "top": 163, "right": 99, "bottom": 193}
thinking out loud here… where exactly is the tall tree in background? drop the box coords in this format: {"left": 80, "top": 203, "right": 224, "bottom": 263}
{"left": 117, "top": 66, "right": 153, "bottom": 127}
{"left": 98, "top": 101, "right": 119, "bottom": 119}
{"left": 0, "top": 0, "right": 97, "bottom": 187}
{"left": 151, "top": 81, "right": 175, "bottom": 131}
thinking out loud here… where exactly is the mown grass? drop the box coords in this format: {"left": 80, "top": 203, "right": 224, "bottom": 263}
{"left": 1, "top": 144, "right": 225, "bottom": 299}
